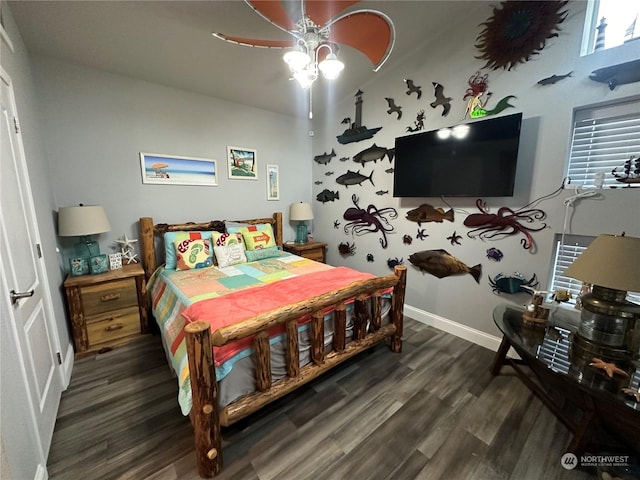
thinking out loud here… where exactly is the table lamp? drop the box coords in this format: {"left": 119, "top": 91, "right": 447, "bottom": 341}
{"left": 289, "top": 202, "right": 313, "bottom": 244}
{"left": 58, "top": 204, "right": 111, "bottom": 257}
{"left": 563, "top": 233, "right": 640, "bottom": 363}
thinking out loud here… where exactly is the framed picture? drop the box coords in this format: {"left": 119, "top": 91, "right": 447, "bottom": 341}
{"left": 140, "top": 152, "right": 218, "bottom": 186}
{"left": 266, "top": 164, "right": 279, "bottom": 200}
{"left": 89, "top": 254, "right": 109, "bottom": 274}
{"left": 69, "top": 257, "right": 89, "bottom": 277}
{"left": 227, "top": 146, "right": 257, "bottom": 180}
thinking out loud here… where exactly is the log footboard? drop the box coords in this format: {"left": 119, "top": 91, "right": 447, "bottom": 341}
{"left": 185, "top": 265, "right": 407, "bottom": 478}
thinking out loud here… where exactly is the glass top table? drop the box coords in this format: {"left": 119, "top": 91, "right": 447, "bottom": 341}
{"left": 491, "top": 303, "right": 640, "bottom": 455}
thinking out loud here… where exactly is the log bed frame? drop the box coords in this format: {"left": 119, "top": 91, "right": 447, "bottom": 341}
{"left": 139, "top": 213, "right": 407, "bottom": 478}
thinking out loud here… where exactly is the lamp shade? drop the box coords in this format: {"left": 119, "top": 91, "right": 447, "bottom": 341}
{"left": 289, "top": 202, "right": 314, "bottom": 221}
{"left": 563, "top": 234, "right": 640, "bottom": 293}
{"left": 58, "top": 205, "right": 111, "bottom": 236}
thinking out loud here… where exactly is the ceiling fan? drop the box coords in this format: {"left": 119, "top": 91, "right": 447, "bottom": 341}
{"left": 212, "top": 0, "right": 396, "bottom": 117}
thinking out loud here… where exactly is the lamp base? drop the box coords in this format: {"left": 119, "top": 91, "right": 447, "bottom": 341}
{"left": 295, "top": 222, "right": 308, "bottom": 244}
{"left": 74, "top": 236, "right": 100, "bottom": 257}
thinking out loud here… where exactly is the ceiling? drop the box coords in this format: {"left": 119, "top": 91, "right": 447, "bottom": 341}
{"left": 7, "top": 1, "right": 482, "bottom": 118}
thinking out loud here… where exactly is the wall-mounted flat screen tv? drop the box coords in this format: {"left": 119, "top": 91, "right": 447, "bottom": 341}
{"left": 393, "top": 112, "right": 523, "bottom": 197}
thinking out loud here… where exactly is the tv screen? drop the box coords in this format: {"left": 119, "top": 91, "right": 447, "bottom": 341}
{"left": 393, "top": 112, "right": 522, "bottom": 197}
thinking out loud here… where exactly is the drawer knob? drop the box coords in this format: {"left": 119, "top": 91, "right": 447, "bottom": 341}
{"left": 100, "top": 293, "right": 121, "bottom": 302}
{"left": 104, "top": 323, "right": 124, "bottom": 332}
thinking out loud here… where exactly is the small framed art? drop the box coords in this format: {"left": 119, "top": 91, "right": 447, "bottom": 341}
{"left": 69, "top": 257, "right": 89, "bottom": 277}
{"left": 109, "top": 253, "right": 123, "bottom": 270}
{"left": 266, "top": 164, "right": 279, "bottom": 200}
{"left": 90, "top": 254, "right": 109, "bottom": 274}
{"left": 227, "top": 146, "right": 257, "bottom": 180}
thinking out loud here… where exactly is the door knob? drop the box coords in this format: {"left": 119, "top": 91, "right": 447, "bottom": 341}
{"left": 10, "top": 289, "right": 34, "bottom": 305}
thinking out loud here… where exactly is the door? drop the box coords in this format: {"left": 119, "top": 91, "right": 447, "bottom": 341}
{"left": 1, "top": 67, "right": 63, "bottom": 477}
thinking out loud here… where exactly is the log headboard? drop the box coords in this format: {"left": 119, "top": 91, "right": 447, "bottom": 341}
{"left": 139, "top": 212, "right": 283, "bottom": 280}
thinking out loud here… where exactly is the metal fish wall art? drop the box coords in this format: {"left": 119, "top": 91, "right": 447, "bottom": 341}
{"left": 406, "top": 204, "right": 454, "bottom": 225}
{"left": 336, "top": 170, "right": 374, "bottom": 187}
{"left": 409, "top": 249, "right": 482, "bottom": 283}
{"left": 314, "top": 149, "right": 336, "bottom": 165}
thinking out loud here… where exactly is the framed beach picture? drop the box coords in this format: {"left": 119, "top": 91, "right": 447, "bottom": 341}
{"left": 140, "top": 153, "right": 218, "bottom": 186}
{"left": 266, "top": 164, "right": 279, "bottom": 200}
{"left": 227, "top": 146, "right": 257, "bottom": 180}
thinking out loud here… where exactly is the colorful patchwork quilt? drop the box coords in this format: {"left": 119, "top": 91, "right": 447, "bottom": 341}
{"left": 149, "top": 252, "right": 378, "bottom": 414}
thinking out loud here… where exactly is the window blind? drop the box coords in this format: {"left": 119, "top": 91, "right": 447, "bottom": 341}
{"left": 567, "top": 99, "right": 640, "bottom": 188}
{"left": 536, "top": 326, "right": 571, "bottom": 374}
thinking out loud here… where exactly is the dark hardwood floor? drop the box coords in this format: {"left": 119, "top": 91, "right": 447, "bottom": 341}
{"left": 47, "top": 319, "right": 595, "bottom": 480}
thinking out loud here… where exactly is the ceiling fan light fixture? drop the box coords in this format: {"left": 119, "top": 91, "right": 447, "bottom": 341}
{"left": 293, "top": 69, "right": 316, "bottom": 89}
{"left": 318, "top": 52, "right": 344, "bottom": 80}
{"left": 283, "top": 47, "right": 311, "bottom": 73}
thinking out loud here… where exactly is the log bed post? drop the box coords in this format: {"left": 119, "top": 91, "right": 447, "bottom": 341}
{"left": 139, "top": 217, "right": 157, "bottom": 280}
{"left": 391, "top": 265, "right": 407, "bottom": 353}
{"left": 185, "top": 321, "right": 222, "bottom": 478}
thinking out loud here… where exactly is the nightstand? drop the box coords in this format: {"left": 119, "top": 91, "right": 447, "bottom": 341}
{"left": 283, "top": 241, "right": 327, "bottom": 263}
{"left": 64, "top": 263, "right": 149, "bottom": 356}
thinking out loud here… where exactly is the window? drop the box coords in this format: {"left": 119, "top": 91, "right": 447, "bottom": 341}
{"left": 566, "top": 98, "right": 640, "bottom": 189}
{"left": 549, "top": 234, "right": 640, "bottom": 307}
{"left": 581, "top": 0, "right": 640, "bottom": 54}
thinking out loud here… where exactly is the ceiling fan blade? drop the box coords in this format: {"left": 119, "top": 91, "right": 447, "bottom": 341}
{"left": 247, "top": 0, "right": 298, "bottom": 33}
{"left": 212, "top": 33, "right": 294, "bottom": 49}
{"left": 304, "top": 1, "right": 361, "bottom": 27}
{"left": 327, "top": 10, "right": 395, "bottom": 71}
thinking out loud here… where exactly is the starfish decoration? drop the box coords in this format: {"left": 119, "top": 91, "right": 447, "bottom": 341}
{"left": 447, "top": 231, "right": 462, "bottom": 245}
{"left": 621, "top": 388, "right": 640, "bottom": 402}
{"left": 589, "top": 357, "right": 630, "bottom": 378}
{"left": 116, "top": 234, "right": 138, "bottom": 250}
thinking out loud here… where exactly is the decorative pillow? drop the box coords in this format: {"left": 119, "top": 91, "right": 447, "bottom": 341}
{"left": 245, "top": 246, "right": 282, "bottom": 262}
{"left": 212, "top": 232, "right": 247, "bottom": 268}
{"left": 239, "top": 224, "right": 276, "bottom": 251}
{"left": 164, "top": 231, "right": 216, "bottom": 269}
{"left": 225, "top": 222, "right": 270, "bottom": 234}
{"left": 174, "top": 238, "right": 213, "bottom": 271}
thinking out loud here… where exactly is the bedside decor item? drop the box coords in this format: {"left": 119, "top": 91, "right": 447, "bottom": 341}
{"left": 109, "top": 253, "right": 123, "bottom": 270}
{"left": 289, "top": 202, "right": 313, "bottom": 244}
{"left": 564, "top": 233, "right": 640, "bottom": 363}
{"left": 69, "top": 257, "right": 89, "bottom": 277}
{"left": 227, "top": 146, "right": 257, "bottom": 180}
{"left": 116, "top": 234, "right": 139, "bottom": 265}
{"left": 139, "top": 153, "right": 218, "bottom": 186}
{"left": 58, "top": 204, "right": 111, "bottom": 258}
{"left": 266, "top": 164, "right": 279, "bottom": 200}
{"left": 89, "top": 254, "right": 109, "bottom": 274}
{"left": 475, "top": 0, "right": 569, "bottom": 71}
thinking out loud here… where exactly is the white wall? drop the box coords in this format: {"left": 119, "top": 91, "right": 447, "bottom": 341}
{"left": 32, "top": 57, "right": 313, "bottom": 263}
{"left": 311, "top": 1, "right": 640, "bottom": 345}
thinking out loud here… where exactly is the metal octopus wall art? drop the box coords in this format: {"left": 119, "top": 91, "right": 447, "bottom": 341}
{"left": 343, "top": 194, "right": 398, "bottom": 248}
{"left": 463, "top": 199, "right": 547, "bottom": 250}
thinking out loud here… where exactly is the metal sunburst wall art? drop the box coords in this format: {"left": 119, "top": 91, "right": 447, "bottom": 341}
{"left": 475, "top": 0, "right": 569, "bottom": 71}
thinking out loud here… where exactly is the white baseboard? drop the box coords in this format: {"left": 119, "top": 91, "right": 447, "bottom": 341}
{"left": 405, "top": 305, "right": 503, "bottom": 352}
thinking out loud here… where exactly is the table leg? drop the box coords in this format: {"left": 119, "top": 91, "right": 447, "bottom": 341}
{"left": 491, "top": 335, "right": 511, "bottom": 376}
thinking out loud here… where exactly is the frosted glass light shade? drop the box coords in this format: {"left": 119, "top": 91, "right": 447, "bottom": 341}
{"left": 319, "top": 53, "right": 344, "bottom": 80}
{"left": 283, "top": 49, "right": 311, "bottom": 72}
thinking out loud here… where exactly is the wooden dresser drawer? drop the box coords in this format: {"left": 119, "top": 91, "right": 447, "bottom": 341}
{"left": 87, "top": 306, "right": 141, "bottom": 346}
{"left": 305, "top": 249, "right": 325, "bottom": 262}
{"left": 81, "top": 278, "right": 137, "bottom": 316}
